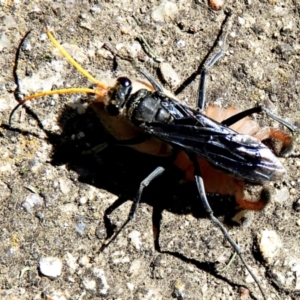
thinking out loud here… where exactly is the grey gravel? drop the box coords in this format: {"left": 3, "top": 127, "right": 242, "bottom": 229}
{"left": 1, "top": 1, "right": 300, "bottom": 300}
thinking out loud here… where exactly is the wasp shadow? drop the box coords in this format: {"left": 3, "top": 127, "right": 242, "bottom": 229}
{"left": 51, "top": 104, "right": 237, "bottom": 220}
{"left": 51, "top": 103, "right": 239, "bottom": 249}
{"left": 4, "top": 98, "right": 244, "bottom": 292}
{"left": 49, "top": 103, "right": 242, "bottom": 288}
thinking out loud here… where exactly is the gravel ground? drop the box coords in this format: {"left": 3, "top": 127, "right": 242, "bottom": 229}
{"left": 0, "top": 1, "right": 300, "bottom": 300}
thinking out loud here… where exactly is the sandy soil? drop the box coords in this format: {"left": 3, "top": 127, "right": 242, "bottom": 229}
{"left": 0, "top": 1, "right": 300, "bottom": 299}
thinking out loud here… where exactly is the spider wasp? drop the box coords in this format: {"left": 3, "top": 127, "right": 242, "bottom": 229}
{"left": 10, "top": 22, "right": 298, "bottom": 300}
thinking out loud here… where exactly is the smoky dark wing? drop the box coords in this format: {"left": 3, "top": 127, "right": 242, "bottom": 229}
{"left": 141, "top": 121, "right": 283, "bottom": 183}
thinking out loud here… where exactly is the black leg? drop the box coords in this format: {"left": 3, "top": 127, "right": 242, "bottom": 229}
{"left": 197, "top": 33, "right": 228, "bottom": 111}
{"left": 9, "top": 31, "right": 31, "bottom": 126}
{"left": 82, "top": 135, "right": 149, "bottom": 155}
{"left": 129, "top": 166, "right": 165, "bottom": 218}
{"left": 82, "top": 142, "right": 109, "bottom": 155}
{"left": 221, "top": 105, "right": 299, "bottom": 132}
{"left": 100, "top": 166, "right": 165, "bottom": 251}
{"left": 194, "top": 175, "right": 267, "bottom": 300}
{"left": 103, "top": 44, "right": 164, "bottom": 93}
{"left": 131, "top": 61, "right": 164, "bottom": 93}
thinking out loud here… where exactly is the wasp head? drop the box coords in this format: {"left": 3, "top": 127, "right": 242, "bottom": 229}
{"left": 105, "top": 77, "right": 132, "bottom": 116}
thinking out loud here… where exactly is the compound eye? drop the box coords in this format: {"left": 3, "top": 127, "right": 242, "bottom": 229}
{"left": 117, "top": 77, "right": 132, "bottom": 88}
{"left": 105, "top": 104, "right": 119, "bottom": 116}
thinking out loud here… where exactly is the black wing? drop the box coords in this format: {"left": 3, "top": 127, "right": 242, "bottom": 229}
{"left": 138, "top": 99, "right": 285, "bottom": 184}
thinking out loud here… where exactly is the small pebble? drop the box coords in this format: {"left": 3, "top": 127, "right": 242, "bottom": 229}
{"left": 75, "top": 220, "right": 86, "bottom": 235}
{"left": 97, "top": 48, "right": 114, "bottom": 60}
{"left": 208, "top": 0, "right": 224, "bottom": 11}
{"left": 176, "top": 39, "right": 185, "bottom": 48}
{"left": 281, "top": 20, "right": 294, "bottom": 34}
{"left": 127, "top": 282, "right": 135, "bottom": 291}
{"left": 151, "top": 1, "right": 178, "bottom": 22}
{"left": 82, "top": 277, "right": 97, "bottom": 292}
{"left": 40, "top": 32, "right": 47, "bottom": 41}
{"left": 128, "top": 259, "right": 141, "bottom": 277}
{"left": 238, "top": 16, "right": 245, "bottom": 26}
{"left": 21, "top": 194, "right": 43, "bottom": 212}
{"left": 39, "top": 257, "right": 63, "bottom": 278}
{"left": 21, "top": 41, "right": 32, "bottom": 52}
{"left": 160, "top": 62, "right": 181, "bottom": 88}
{"left": 258, "top": 230, "right": 282, "bottom": 264}
{"left": 126, "top": 41, "right": 142, "bottom": 57}
{"left": 90, "top": 6, "right": 101, "bottom": 14}
{"left": 65, "top": 252, "right": 78, "bottom": 273}
{"left": 80, "top": 22, "right": 92, "bottom": 31}
{"left": 290, "top": 188, "right": 297, "bottom": 195}
{"left": 275, "top": 186, "right": 290, "bottom": 203}
{"left": 232, "top": 210, "right": 254, "bottom": 227}
{"left": 239, "top": 286, "right": 250, "bottom": 300}
{"left": 59, "top": 178, "right": 71, "bottom": 195}
{"left": 93, "top": 268, "right": 110, "bottom": 295}
{"left": 128, "top": 230, "right": 141, "bottom": 250}
{"left": 173, "top": 280, "right": 185, "bottom": 299}
{"left": 78, "top": 255, "right": 90, "bottom": 267}
{"left": 120, "top": 26, "right": 131, "bottom": 35}
{"left": 78, "top": 196, "right": 88, "bottom": 205}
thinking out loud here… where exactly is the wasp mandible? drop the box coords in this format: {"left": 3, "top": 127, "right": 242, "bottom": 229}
{"left": 10, "top": 24, "right": 298, "bottom": 300}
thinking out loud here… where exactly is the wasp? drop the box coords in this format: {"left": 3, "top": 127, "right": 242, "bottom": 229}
{"left": 10, "top": 25, "right": 298, "bottom": 300}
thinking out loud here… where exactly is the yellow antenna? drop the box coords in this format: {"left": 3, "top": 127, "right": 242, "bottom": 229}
{"left": 46, "top": 27, "right": 106, "bottom": 87}
{"left": 10, "top": 26, "right": 109, "bottom": 125}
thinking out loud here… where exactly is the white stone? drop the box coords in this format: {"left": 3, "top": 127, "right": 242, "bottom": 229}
{"left": 160, "top": 62, "right": 180, "bottom": 88}
{"left": 128, "top": 230, "right": 141, "bottom": 250}
{"left": 258, "top": 230, "right": 282, "bottom": 264}
{"left": 39, "top": 257, "right": 63, "bottom": 278}
{"left": 21, "top": 194, "right": 44, "bottom": 212}
{"left": 151, "top": 1, "right": 178, "bottom": 23}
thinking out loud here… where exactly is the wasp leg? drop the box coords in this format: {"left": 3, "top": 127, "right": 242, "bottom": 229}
{"left": 101, "top": 196, "right": 129, "bottom": 242}
{"left": 83, "top": 136, "right": 149, "bottom": 155}
{"left": 13, "top": 31, "right": 31, "bottom": 103}
{"left": 197, "top": 33, "right": 228, "bottom": 110}
{"left": 130, "top": 166, "right": 165, "bottom": 216}
{"left": 82, "top": 142, "right": 109, "bottom": 155}
{"left": 195, "top": 175, "right": 267, "bottom": 300}
{"left": 235, "top": 186, "right": 271, "bottom": 211}
{"left": 254, "top": 127, "right": 293, "bottom": 156}
{"left": 103, "top": 44, "right": 164, "bottom": 93}
{"left": 221, "top": 105, "right": 299, "bottom": 133}
{"left": 100, "top": 166, "right": 165, "bottom": 251}
{"left": 133, "top": 64, "right": 164, "bottom": 93}
{"left": 262, "top": 106, "right": 299, "bottom": 132}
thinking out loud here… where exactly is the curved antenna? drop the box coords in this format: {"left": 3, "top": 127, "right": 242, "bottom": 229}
{"left": 46, "top": 27, "right": 106, "bottom": 88}
{"left": 9, "top": 26, "right": 109, "bottom": 125}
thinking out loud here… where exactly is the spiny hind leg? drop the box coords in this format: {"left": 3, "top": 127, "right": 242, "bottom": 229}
{"left": 194, "top": 175, "right": 267, "bottom": 299}
{"left": 235, "top": 185, "right": 271, "bottom": 211}
{"left": 254, "top": 127, "right": 293, "bottom": 156}
{"left": 100, "top": 166, "right": 165, "bottom": 251}
{"left": 233, "top": 183, "right": 271, "bottom": 228}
